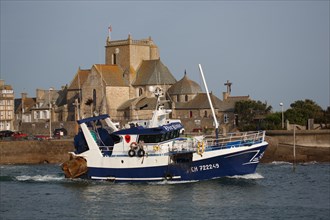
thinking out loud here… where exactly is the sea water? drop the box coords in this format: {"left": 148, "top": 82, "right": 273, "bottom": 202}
{"left": 0, "top": 163, "right": 329, "bottom": 220}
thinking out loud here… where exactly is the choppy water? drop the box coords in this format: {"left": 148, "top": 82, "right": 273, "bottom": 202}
{"left": 0, "top": 163, "right": 329, "bottom": 220}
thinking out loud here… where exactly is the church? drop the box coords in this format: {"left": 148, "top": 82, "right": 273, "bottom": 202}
{"left": 56, "top": 34, "right": 249, "bottom": 132}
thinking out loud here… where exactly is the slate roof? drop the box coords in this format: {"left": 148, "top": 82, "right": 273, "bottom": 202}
{"left": 220, "top": 96, "right": 250, "bottom": 112}
{"left": 94, "top": 64, "right": 128, "bottom": 87}
{"left": 15, "top": 97, "right": 36, "bottom": 113}
{"left": 118, "top": 96, "right": 170, "bottom": 111}
{"left": 133, "top": 59, "right": 177, "bottom": 86}
{"left": 168, "top": 73, "right": 202, "bottom": 95}
{"left": 175, "top": 93, "right": 222, "bottom": 110}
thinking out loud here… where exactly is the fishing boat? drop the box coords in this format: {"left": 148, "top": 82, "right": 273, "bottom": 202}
{"left": 61, "top": 65, "right": 268, "bottom": 182}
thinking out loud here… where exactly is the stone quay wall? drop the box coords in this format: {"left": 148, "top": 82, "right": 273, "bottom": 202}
{"left": 261, "top": 130, "right": 330, "bottom": 163}
{"left": 0, "top": 140, "right": 74, "bottom": 164}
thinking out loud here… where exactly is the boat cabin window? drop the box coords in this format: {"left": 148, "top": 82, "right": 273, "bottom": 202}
{"left": 138, "top": 130, "right": 180, "bottom": 143}
{"left": 110, "top": 134, "right": 121, "bottom": 144}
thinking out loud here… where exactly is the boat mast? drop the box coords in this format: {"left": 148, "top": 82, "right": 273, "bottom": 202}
{"left": 198, "top": 64, "right": 219, "bottom": 141}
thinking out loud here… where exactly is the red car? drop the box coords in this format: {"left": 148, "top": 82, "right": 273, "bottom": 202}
{"left": 34, "top": 135, "right": 51, "bottom": 141}
{"left": 12, "top": 132, "right": 28, "bottom": 140}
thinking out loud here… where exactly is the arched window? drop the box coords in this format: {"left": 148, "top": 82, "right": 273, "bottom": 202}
{"left": 139, "top": 88, "right": 143, "bottom": 96}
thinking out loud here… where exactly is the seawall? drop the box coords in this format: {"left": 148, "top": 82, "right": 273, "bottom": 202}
{"left": 0, "top": 130, "right": 329, "bottom": 164}
{"left": 261, "top": 130, "right": 330, "bottom": 163}
{"left": 0, "top": 140, "right": 74, "bottom": 164}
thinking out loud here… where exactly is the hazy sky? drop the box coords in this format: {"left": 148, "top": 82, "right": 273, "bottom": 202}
{"left": 1, "top": 0, "right": 329, "bottom": 111}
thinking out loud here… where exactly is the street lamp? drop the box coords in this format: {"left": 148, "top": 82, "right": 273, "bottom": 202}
{"left": 280, "top": 102, "right": 284, "bottom": 129}
{"left": 49, "top": 87, "right": 53, "bottom": 139}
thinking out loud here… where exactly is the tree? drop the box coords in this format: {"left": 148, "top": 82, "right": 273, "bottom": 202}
{"left": 234, "top": 100, "right": 272, "bottom": 131}
{"left": 285, "top": 99, "right": 324, "bottom": 126}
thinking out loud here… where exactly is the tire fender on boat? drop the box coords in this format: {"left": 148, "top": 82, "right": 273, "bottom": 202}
{"left": 128, "top": 149, "right": 136, "bottom": 157}
{"left": 164, "top": 173, "right": 173, "bottom": 180}
{"left": 137, "top": 149, "right": 145, "bottom": 157}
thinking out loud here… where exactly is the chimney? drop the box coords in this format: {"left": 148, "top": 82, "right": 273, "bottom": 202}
{"left": 223, "top": 92, "right": 229, "bottom": 101}
{"left": 21, "top": 92, "right": 27, "bottom": 99}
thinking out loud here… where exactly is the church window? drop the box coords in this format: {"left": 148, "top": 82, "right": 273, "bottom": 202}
{"left": 177, "top": 95, "right": 180, "bottom": 102}
{"left": 185, "top": 95, "right": 188, "bottom": 102}
{"left": 112, "top": 53, "right": 117, "bottom": 65}
{"left": 189, "top": 111, "right": 193, "bottom": 118}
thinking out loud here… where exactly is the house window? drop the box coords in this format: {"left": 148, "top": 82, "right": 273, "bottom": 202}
{"left": 224, "top": 114, "right": 229, "bottom": 124}
{"left": 204, "top": 110, "right": 208, "bottom": 118}
{"left": 138, "top": 88, "right": 143, "bottom": 96}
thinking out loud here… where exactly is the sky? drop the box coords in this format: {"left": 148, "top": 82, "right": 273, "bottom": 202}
{"left": 1, "top": 0, "right": 329, "bottom": 111}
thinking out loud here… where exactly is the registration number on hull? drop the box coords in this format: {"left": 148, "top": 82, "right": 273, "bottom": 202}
{"left": 191, "top": 163, "right": 220, "bottom": 172}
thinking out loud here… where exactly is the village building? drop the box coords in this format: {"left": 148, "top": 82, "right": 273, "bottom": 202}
{"left": 0, "top": 80, "right": 15, "bottom": 131}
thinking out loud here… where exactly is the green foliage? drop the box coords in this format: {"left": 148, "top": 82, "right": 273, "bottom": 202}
{"left": 285, "top": 99, "right": 324, "bottom": 126}
{"left": 234, "top": 98, "right": 328, "bottom": 131}
{"left": 234, "top": 100, "right": 272, "bottom": 131}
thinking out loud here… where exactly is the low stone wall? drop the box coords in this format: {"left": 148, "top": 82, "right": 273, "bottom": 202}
{"left": 261, "top": 130, "right": 330, "bottom": 163}
{"left": 0, "top": 140, "right": 74, "bottom": 164}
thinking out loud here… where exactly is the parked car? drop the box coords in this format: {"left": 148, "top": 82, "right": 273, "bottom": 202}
{"left": 12, "top": 132, "right": 28, "bottom": 140}
{"left": 34, "top": 135, "right": 51, "bottom": 141}
{"left": 0, "top": 130, "right": 14, "bottom": 139}
{"left": 53, "top": 128, "right": 68, "bottom": 137}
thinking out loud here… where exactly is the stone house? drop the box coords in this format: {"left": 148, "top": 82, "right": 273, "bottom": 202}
{"left": 0, "top": 80, "right": 15, "bottom": 131}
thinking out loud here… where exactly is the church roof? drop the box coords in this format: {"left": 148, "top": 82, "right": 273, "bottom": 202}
{"left": 118, "top": 96, "right": 170, "bottom": 111}
{"left": 133, "top": 59, "right": 177, "bottom": 86}
{"left": 167, "top": 73, "right": 202, "bottom": 95}
{"left": 94, "top": 64, "right": 128, "bottom": 87}
{"left": 68, "top": 68, "right": 90, "bottom": 90}
{"left": 175, "top": 93, "right": 222, "bottom": 110}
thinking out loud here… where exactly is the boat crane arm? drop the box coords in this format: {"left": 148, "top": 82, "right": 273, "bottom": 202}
{"left": 198, "top": 64, "right": 219, "bottom": 141}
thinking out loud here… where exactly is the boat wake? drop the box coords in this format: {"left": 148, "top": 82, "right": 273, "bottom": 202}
{"left": 227, "top": 173, "right": 264, "bottom": 180}
{"left": 15, "top": 175, "right": 64, "bottom": 182}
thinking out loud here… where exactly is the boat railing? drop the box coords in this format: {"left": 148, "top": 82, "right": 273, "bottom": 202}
{"left": 204, "top": 131, "right": 265, "bottom": 150}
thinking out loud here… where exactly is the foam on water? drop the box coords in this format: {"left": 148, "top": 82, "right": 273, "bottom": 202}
{"left": 227, "top": 172, "right": 264, "bottom": 179}
{"left": 15, "top": 175, "right": 64, "bottom": 182}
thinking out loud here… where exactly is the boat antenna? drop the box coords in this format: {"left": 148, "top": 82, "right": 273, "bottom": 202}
{"left": 198, "top": 64, "right": 219, "bottom": 142}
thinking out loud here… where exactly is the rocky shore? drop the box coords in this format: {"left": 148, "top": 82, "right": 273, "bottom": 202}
{"left": 0, "top": 130, "right": 329, "bottom": 164}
